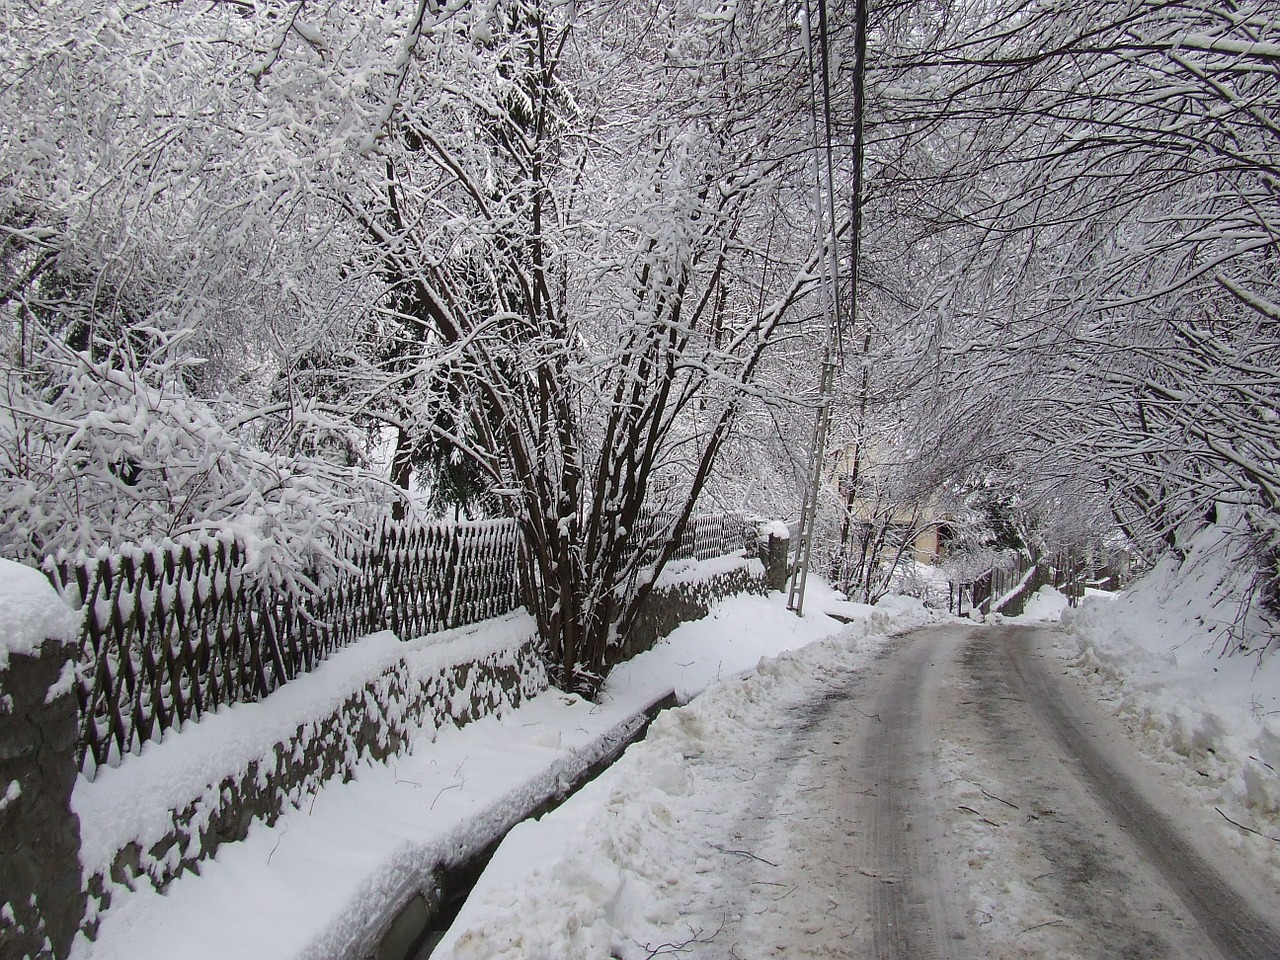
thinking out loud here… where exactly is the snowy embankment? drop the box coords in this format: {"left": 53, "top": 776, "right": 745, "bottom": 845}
{"left": 432, "top": 592, "right": 938, "bottom": 960}
{"left": 1043, "top": 525, "right": 1280, "bottom": 869}
{"left": 77, "top": 576, "right": 911, "bottom": 960}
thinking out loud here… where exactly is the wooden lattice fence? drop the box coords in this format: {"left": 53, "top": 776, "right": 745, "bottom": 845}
{"left": 636, "top": 511, "right": 752, "bottom": 565}
{"left": 45, "top": 519, "right": 520, "bottom": 774}
{"left": 46, "top": 510, "right": 750, "bottom": 774}
{"left": 949, "top": 547, "right": 1099, "bottom": 616}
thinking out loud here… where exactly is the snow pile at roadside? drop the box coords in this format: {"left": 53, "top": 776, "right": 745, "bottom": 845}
{"left": 434, "top": 594, "right": 938, "bottom": 960}
{"left": 1059, "top": 525, "right": 1280, "bottom": 857}
{"left": 76, "top": 685, "right": 647, "bottom": 960}
{"left": 1018, "top": 584, "right": 1069, "bottom": 621}
{"left": 606, "top": 576, "right": 874, "bottom": 705}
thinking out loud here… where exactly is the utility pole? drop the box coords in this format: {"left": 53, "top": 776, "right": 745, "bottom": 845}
{"left": 788, "top": 0, "right": 868, "bottom": 616}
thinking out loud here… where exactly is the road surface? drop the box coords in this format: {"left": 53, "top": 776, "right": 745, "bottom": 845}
{"left": 706, "top": 623, "right": 1280, "bottom": 960}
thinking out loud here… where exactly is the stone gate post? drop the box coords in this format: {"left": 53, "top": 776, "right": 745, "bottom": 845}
{"left": 756, "top": 521, "right": 792, "bottom": 592}
{"left": 0, "top": 560, "right": 84, "bottom": 960}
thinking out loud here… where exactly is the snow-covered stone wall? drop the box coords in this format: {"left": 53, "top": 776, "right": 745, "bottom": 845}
{"left": 0, "top": 560, "right": 84, "bottom": 960}
{"left": 622, "top": 550, "right": 771, "bottom": 660}
{"left": 74, "top": 613, "right": 548, "bottom": 921}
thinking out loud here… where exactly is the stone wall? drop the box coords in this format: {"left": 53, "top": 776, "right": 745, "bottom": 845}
{"left": 0, "top": 565, "right": 84, "bottom": 960}
{"left": 81, "top": 626, "right": 548, "bottom": 919}
{"left": 758, "top": 530, "right": 791, "bottom": 592}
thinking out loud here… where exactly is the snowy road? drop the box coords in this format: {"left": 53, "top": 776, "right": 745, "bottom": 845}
{"left": 743, "top": 623, "right": 1280, "bottom": 960}
{"left": 438, "top": 618, "right": 1280, "bottom": 960}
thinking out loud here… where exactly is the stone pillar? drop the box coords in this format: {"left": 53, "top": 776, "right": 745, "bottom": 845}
{"left": 756, "top": 522, "right": 792, "bottom": 593}
{"left": 0, "top": 560, "right": 84, "bottom": 960}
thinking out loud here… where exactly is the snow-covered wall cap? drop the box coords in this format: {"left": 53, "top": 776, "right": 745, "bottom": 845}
{"left": 0, "top": 558, "right": 79, "bottom": 671}
{"left": 758, "top": 520, "right": 791, "bottom": 541}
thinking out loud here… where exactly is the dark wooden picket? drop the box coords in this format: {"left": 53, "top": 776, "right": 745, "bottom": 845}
{"left": 46, "top": 519, "right": 522, "bottom": 774}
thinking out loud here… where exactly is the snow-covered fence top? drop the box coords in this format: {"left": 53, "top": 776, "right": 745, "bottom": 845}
{"left": 45, "top": 519, "right": 521, "bottom": 774}
{"left": 636, "top": 511, "right": 750, "bottom": 566}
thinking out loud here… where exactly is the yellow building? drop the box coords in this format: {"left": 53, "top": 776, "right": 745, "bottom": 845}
{"left": 829, "top": 442, "right": 948, "bottom": 567}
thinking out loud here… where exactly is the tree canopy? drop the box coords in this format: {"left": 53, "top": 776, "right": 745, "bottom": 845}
{"left": 2, "top": 0, "right": 1277, "bottom": 674}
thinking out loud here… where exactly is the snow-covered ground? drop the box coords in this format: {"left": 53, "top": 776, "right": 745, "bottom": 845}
{"left": 434, "top": 538, "right": 1280, "bottom": 960}
{"left": 39, "top": 526, "right": 1280, "bottom": 959}
{"left": 75, "top": 578, "right": 927, "bottom": 960}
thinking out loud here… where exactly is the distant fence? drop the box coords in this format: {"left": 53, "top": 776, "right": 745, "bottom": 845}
{"left": 47, "top": 511, "right": 751, "bottom": 774}
{"left": 636, "top": 510, "right": 751, "bottom": 564}
{"left": 46, "top": 519, "right": 520, "bottom": 773}
{"left": 947, "top": 546, "right": 1111, "bottom": 616}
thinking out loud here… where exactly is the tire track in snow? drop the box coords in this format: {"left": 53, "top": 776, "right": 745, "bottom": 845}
{"left": 849, "top": 622, "right": 1280, "bottom": 960}
{"left": 951, "top": 627, "right": 1221, "bottom": 959}
{"left": 857, "top": 628, "right": 973, "bottom": 960}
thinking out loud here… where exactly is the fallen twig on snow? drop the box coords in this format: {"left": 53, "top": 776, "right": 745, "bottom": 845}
{"left": 1216, "top": 807, "right": 1280, "bottom": 842}
{"left": 431, "top": 782, "right": 462, "bottom": 809}
{"left": 959, "top": 776, "right": 1019, "bottom": 810}
{"left": 958, "top": 805, "right": 1001, "bottom": 827}
{"left": 706, "top": 841, "right": 778, "bottom": 866}
{"left": 634, "top": 918, "right": 725, "bottom": 958}
{"left": 1020, "top": 919, "right": 1065, "bottom": 934}
{"left": 1249, "top": 755, "right": 1277, "bottom": 774}
{"left": 431, "top": 760, "right": 468, "bottom": 810}
{"left": 855, "top": 867, "right": 897, "bottom": 884}
{"left": 266, "top": 822, "right": 289, "bottom": 865}
{"left": 980, "top": 787, "right": 1019, "bottom": 810}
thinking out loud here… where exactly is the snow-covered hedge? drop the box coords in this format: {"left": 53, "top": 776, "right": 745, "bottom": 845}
{"left": 1, "top": 338, "right": 391, "bottom": 605}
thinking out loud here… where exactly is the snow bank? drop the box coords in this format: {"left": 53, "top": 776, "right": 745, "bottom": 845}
{"left": 1059, "top": 525, "right": 1280, "bottom": 861}
{"left": 0, "top": 558, "right": 78, "bottom": 670}
{"left": 609, "top": 578, "right": 850, "bottom": 704}
{"left": 434, "top": 590, "right": 938, "bottom": 959}
{"left": 1013, "top": 584, "right": 1069, "bottom": 621}
{"left": 76, "top": 688, "right": 648, "bottom": 960}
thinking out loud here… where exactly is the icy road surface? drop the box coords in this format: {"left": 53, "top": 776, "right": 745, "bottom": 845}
{"left": 438, "top": 622, "right": 1280, "bottom": 960}
{"left": 849, "top": 624, "right": 1280, "bottom": 960}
